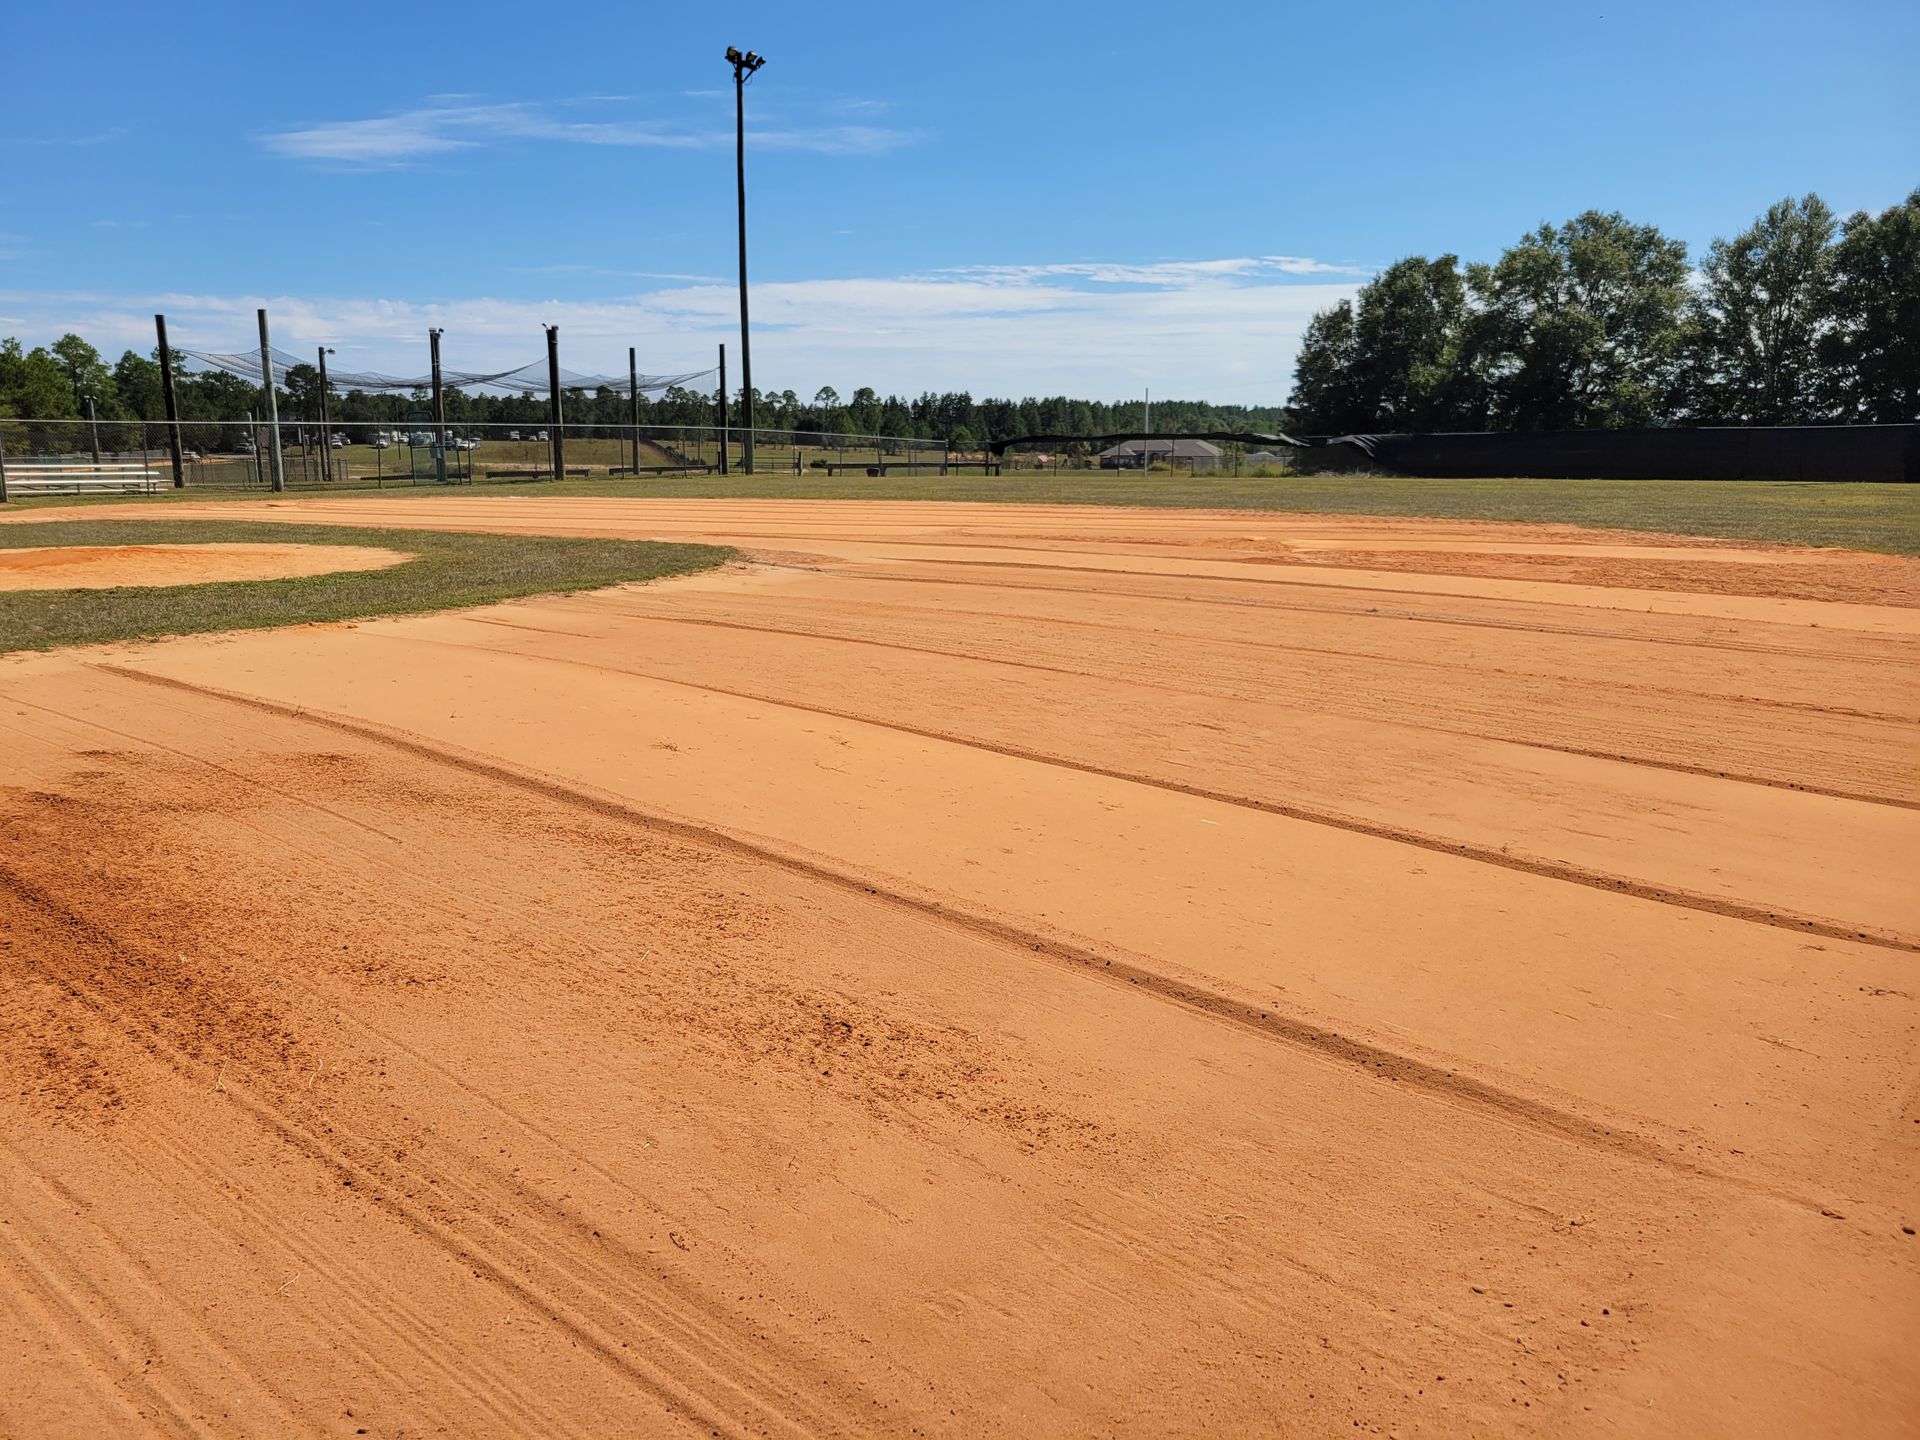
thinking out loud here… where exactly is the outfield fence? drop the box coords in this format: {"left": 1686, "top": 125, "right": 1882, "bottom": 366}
{"left": 0, "top": 418, "right": 957, "bottom": 498}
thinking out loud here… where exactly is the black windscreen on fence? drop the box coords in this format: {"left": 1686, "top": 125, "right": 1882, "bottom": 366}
{"left": 1311, "top": 424, "right": 1919, "bottom": 482}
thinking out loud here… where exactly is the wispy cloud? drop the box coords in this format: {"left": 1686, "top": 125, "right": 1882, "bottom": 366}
{"left": 0, "top": 256, "right": 1359, "bottom": 400}
{"left": 945, "top": 256, "right": 1373, "bottom": 288}
{"left": 0, "top": 129, "right": 124, "bottom": 147}
{"left": 261, "top": 100, "right": 916, "bottom": 166}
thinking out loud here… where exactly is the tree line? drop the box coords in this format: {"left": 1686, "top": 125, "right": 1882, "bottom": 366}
{"left": 1289, "top": 189, "right": 1918, "bottom": 435}
{"left": 1, "top": 334, "right": 1291, "bottom": 454}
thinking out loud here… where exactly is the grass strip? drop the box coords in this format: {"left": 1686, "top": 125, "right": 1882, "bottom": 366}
{"left": 0, "top": 519, "right": 730, "bottom": 654}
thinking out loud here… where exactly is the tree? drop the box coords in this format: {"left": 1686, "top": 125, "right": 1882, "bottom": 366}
{"left": 1465, "top": 211, "right": 1691, "bottom": 429}
{"left": 1819, "top": 188, "right": 1920, "bottom": 422}
{"left": 1349, "top": 255, "right": 1475, "bottom": 429}
{"left": 1686, "top": 194, "right": 1837, "bottom": 422}
{"left": 0, "top": 338, "right": 82, "bottom": 419}
{"left": 1288, "top": 300, "right": 1369, "bottom": 432}
{"left": 50, "top": 333, "right": 114, "bottom": 411}
{"left": 812, "top": 385, "right": 839, "bottom": 408}
{"left": 112, "top": 349, "right": 165, "bottom": 420}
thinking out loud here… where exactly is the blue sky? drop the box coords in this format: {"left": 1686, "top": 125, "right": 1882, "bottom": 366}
{"left": 2, "top": 0, "right": 1914, "bottom": 401}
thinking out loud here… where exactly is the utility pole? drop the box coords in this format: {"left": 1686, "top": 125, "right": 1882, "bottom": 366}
{"left": 726, "top": 46, "right": 765, "bottom": 474}
{"left": 257, "top": 308, "right": 285, "bottom": 492}
{"left": 628, "top": 346, "right": 640, "bottom": 475}
{"left": 717, "top": 343, "right": 729, "bottom": 475}
{"left": 429, "top": 328, "right": 448, "bottom": 483}
{"left": 545, "top": 325, "right": 564, "bottom": 482}
{"left": 318, "top": 346, "right": 335, "bottom": 481}
{"left": 155, "top": 314, "right": 185, "bottom": 487}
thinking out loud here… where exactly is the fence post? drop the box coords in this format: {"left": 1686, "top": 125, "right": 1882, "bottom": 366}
{"left": 0, "top": 424, "right": 9, "bottom": 504}
{"left": 257, "top": 308, "right": 285, "bottom": 492}
{"left": 85, "top": 395, "right": 101, "bottom": 465}
{"left": 155, "top": 313, "right": 185, "bottom": 487}
{"left": 628, "top": 347, "right": 640, "bottom": 476}
{"left": 429, "top": 328, "right": 448, "bottom": 484}
{"left": 716, "top": 344, "right": 729, "bottom": 476}
{"left": 545, "top": 325, "right": 564, "bottom": 481}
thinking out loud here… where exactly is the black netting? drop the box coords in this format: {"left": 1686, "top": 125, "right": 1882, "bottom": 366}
{"left": 175, "top": 345, "right": 715, "bottom": 399}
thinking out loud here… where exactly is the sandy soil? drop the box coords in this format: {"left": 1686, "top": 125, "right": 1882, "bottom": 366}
{"left": 0, "top": 543, "right": 412, "bottom": 591}
{"left": 2, "top": 498, "right": 1916, "bottom": 1437}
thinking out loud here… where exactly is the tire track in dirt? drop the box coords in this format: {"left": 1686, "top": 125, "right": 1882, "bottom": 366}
{"left": 830, "top": 565, "right": 1918, "bottom": 665}
{"left": 0, "top": 862, "right": 876, "bottom": 1440}
{"left": 564, "top": 605, "right": 1920, "bottom": 812}
{"left": 438, "top": 623, "right": 1918, "bottom": 952}
{"left": 92, "top": 664, "right": 1839, "bottom": 1211}
{"left": 703, "top": 580, "right": 1919, "bottom": 725}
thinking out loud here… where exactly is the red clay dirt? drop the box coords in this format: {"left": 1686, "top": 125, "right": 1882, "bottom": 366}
{"left": 1, "top": 498, "right": 1916, "bottom": 1437}
{"left": 0, "top": 542, "right": 412, "bottom": 590}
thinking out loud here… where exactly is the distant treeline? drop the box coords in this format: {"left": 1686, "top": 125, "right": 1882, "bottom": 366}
{"left": 0, "top": 335, "right": 1289, "bottom": 451}
{"left": 1289, "top": 189, "right": 1919, "bottom": 435}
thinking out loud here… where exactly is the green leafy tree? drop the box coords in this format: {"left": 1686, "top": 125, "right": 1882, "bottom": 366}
{"left": 0, "top": 338, "right": 82, "bottom": 418}
{"left": 1464, "top": 211, "right": 1691, "bottom": 429}
{"left": 50, "top": 333, "right": 115, "bottom": 411}
{"left": 1350, "top": 255, "right": 1476, "bottom": 429}
{"left": 1288, "top": 300, "right": 1369, "bottom": 432}
{"left": 1819, "top": 188, "right": 1920, "bottom": 422}
{"left": 1686, "top": 194, "right": 1838, "bottom": 422}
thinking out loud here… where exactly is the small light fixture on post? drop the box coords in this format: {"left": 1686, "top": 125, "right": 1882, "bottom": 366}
{"left": 725, "top": 45, "right": 765, "bottom": 475}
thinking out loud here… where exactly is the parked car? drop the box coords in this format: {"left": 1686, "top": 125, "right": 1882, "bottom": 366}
{"left": 329, "top": 433, "right": 348, "bottom": 448}
{"left": 371, "top": 436, "right": 391, "bottom": 450}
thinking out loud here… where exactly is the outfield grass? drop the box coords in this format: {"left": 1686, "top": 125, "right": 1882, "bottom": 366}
{"left": 0, "top": 520, "right": 729, "bottom": 654}
{"left": 5, "top": 471, "right": 1917, "bottom": 556}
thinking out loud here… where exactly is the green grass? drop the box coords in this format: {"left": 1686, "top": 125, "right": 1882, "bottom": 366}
{"left": 6, "top": 470, "right": 1917, "bottom": 555}
{"left": 0, "top": 519, "right": 730, "bottom": 654}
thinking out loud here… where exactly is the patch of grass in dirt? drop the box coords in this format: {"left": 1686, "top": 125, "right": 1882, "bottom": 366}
{"left": 11, "top": 471, "right": 1917, "bottom": 554}
{"left": 0, "top": 519, "right": 730, "bottom": 654}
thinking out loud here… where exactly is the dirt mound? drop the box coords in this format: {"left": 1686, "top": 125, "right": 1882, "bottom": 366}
{"left": 0, "top": 542, "right": 412, "bottom": 591}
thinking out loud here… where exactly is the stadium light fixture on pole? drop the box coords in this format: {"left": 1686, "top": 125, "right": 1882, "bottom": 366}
{"left": 257, "top": 308, "right": 285, "bottom": 492}
{"left": 726, "top": 45, "right": 764, "bottom": 475}
{"left": 429, "top": 328, "right": 448, "bottom": 484}
{"left": 155, "top": 314, "right": 185, "bottom": 487}
{"left": 318, "top": 346, "right": 335, "bottom": 480}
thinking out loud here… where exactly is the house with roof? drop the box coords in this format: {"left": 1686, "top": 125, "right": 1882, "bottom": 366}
{"left": 1096, "top": 438, "right": 1225, "bottom": 471}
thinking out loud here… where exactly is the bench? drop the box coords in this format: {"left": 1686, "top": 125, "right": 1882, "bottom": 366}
{"left": 2, "top": 461, "right": 163, "bottom": 495}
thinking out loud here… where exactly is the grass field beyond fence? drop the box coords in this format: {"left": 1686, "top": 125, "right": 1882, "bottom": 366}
{"left": 0, "top": 520, "right": 730, "bottom": 653}
{"left": 4, "top": 472, "right": 1916, "bottom": 556}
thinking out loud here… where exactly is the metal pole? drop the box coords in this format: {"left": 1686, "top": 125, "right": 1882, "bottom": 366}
{"left": 730, "top": 50, "right": 763, "bottom": 475}
{"left": 717, "top": 343, "right": 729, "bottom": 476}
{"left": 257, "top": 308, "right": 285, "bottom": 492}
{"left": 85, "top": 395, "right": 100, "bottom": 464}
{"left": 545, "top": 325, "right": 564, "bottom": 481}
{"left": 155, "top": 314, "right": 185, "bottom": 487}
{"left": 629, "top": 346, "right": 640, "bottom": 475}
{"left": 429, "top": 329, "right": 448, "bottom": 484}
{"left": 318, "top": 347, "right": 334, "bottom": 481}
{"left": 0, "top": 424, "right": 9, "bottom": 504}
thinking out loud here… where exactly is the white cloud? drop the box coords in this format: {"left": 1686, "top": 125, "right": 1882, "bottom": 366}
{"left": 0, "top": 258, "right": 1360, "bottom": 402}
{"left": 261, "top": 100, "right": 915, "bottom": 166}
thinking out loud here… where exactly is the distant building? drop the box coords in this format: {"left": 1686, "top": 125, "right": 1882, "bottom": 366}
{"left": 1097, "top": 438, "right": 1225, "bottom": 471}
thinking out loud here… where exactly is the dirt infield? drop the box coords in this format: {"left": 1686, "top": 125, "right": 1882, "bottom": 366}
{"left": 0, "top": 542, "right": 412, "bottom": 591}
{"left": 2, "top": 498, "right": 1916, "bottom": 1436}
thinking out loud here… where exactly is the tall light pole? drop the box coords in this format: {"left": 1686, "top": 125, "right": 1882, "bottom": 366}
{"left": 726, "top": 45, "right": 765, "bottom": 475}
